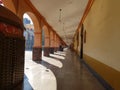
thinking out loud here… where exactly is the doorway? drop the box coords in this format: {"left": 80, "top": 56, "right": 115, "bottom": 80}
{"left": 80, "top": 24, "right": 84, "bottom": 59}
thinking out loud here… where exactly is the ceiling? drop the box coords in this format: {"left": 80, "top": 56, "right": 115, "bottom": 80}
{"left": 30, "top": 0, "right": 88, "bottom": 45}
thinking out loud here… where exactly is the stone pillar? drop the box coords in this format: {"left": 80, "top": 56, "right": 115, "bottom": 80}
{"left": 43, "top": 26, "right": 50, "bottom": 56}
{"left": 44, "top": 47, "right": 50, "bottom": 56}
{"left": 33, "top": 31, "right": 42, "bottom": 61}
{"left": 44, "top": 36, "right": 50, "bottom": 56}
{"left": 56, "top": 37, "right": 60, "bottom": 51}
{"left": 50, "top": 30, "right": 54, "bottom": 54}
{"left": 33, "top": 47, "right": 42, "bottom": 61}
{"left": 54, "top": 34, "right": 58, "bottom": 52}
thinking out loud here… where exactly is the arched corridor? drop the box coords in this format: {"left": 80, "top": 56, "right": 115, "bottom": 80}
{"left": 15, "top": 50, "right": 105, "bottom": 90}
{"left": 0, "top": 0, "right": 120, "bottom": 90}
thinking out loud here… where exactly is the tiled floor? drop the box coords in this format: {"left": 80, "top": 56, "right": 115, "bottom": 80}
{"left": 15, "top": 49, "right": 106, "bottom": 90}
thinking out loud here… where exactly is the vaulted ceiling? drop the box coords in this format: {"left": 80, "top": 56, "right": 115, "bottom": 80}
{"left": 29, "top": 0, "right": 88, "bottom": 45}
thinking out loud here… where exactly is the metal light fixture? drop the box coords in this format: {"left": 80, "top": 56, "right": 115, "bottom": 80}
{"left": 59, "top": 9, "right": 62, "bottom": 23}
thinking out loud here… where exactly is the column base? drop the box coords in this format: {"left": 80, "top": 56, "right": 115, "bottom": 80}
{"left": 59, "top": 46, "right": 63, "bottom": 51}
{"left": 49, "top": 47, "right": 54, "bottom": 54}
{"left": 54, "top": 47, "right": 59, "bottom": 52}
{"left": 44, "top": 47, "right": 50, "bottom": 57}
{"left": 33, "top": 47, "right": 42, "bottom": 61}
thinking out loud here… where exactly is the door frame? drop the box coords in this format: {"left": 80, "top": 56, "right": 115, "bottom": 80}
{"left": 80, "top": 24, "right": 84, "bottom": 59}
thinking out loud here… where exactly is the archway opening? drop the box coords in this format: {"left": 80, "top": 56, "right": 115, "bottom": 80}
{"left": 23, "top": 13, "right": 34, "bottom": 62}
{"left": 23, "top": 13, "right": 34, "bottom": 51}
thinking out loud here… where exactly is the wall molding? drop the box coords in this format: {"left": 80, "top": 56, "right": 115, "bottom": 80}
{"left": 83, "top": 54, "right": 120, "bottom": 90}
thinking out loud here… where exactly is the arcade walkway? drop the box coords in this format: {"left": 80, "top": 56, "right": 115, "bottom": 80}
{"left": 15, "top": 49, "right": 105, "bottom": 90}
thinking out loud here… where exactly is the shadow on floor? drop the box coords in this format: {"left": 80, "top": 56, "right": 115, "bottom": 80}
{"left": 34, "top": 50, "right": 106, "bottom": 90}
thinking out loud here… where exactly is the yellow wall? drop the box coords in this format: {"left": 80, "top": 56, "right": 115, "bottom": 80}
{"left": 84, "top": 0, "right": 120, "bottom": 72}
{"left": 82, "top": 0, "right": 120, "bottom": 90}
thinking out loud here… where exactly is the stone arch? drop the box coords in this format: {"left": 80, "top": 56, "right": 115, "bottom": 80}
{"left": 23, "top": 12, "right": 41, "bottom": 48}
{"left": 24, "top": 12, "right": 40, "bottom": 32}
{"left": 22, "top": 12, "right": 42, "bottom": 60}
{"left": 2, "top": 0, "right": 47, "bottom": 61}
{"left": 2, "top": 0, "right": 42, "bottom": 33}
{"left": 17, "top": 0, "right": 43, "bottom": 61}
